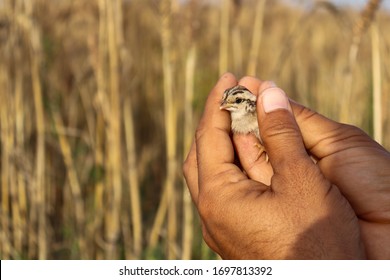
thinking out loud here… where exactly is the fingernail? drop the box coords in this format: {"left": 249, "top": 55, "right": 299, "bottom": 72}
{"left": 261, "top": 87, "right": 290, "bottom": 113}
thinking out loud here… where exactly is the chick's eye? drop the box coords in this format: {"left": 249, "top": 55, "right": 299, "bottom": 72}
{"left": 235, "top": 98, "right": 243, "bottom": 104}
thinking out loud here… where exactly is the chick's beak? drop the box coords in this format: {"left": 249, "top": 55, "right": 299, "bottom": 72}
{"left": 219, "top": 100, "right": 232, "bottom": 110}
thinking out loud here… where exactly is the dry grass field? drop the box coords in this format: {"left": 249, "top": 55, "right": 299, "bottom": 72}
{"left": 0, "top": 0, "right": 389, "bottom": 259}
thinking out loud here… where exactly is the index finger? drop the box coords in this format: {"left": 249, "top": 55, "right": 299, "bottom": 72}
{"left": 195, "top": 73, "right": 240, "bottom": 186}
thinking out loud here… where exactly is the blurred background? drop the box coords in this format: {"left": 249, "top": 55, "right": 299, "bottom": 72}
{"left": 0, "top": 0, "right": 389, "bottom": 259}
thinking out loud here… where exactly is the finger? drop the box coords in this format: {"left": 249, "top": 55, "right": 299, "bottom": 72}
{"left": 257, "top": 87, "right": 314, "bottom": 181}
{"left": 237, "top": 76, "right": 262, "bottom": 97}
{"left": 290, "top": 101, "right": 348, "bottom": 159}
{"left": 184, "top": 72, "right": 237, "bottom": 205}
{"left": 290, "top": 101, "right": 390, "bottom": 214}
{"left": 233, "top": 133, "right": 273, "bottom": 185}
{"left": 183, "top": 140, "right": 199, "bottom": 204}
{"left": 290, "top": 101, "right": 385, "bottom": 158}
{"left": 232, "top": 77, "right": 275, "bottom": 185}
{"left": 196, "top": 73, "right": 242, "bottom": 188}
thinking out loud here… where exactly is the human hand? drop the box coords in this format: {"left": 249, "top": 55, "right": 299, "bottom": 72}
{"left": 290, "top": 92, "right": 390, "bottom": 260}
{"left": 229, "top": 76, "right": 390, "bottom": 259}
{"left": 183, "top": 73, "right": 366, "bottom": 259}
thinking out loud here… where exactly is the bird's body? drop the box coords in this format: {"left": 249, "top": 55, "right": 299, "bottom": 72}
{"left": 220, "top": 85, "right": 266, "bottom": 160}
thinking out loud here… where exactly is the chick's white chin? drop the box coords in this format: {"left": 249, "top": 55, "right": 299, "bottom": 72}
{"left": 230, "top": 109, "right": 246, "bottom": 119}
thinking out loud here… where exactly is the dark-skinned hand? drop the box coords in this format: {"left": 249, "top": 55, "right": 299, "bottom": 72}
{"left": 183, "top": 73, "right": 390, "bottom": 259}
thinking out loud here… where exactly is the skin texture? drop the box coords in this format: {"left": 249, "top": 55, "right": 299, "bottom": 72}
{"left": 183, "top": 73, "right": 390, "bottom": 259}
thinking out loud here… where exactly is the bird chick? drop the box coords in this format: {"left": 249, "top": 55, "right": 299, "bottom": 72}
{"left": 220, "top": 85, "right": 267, "bottom": 161}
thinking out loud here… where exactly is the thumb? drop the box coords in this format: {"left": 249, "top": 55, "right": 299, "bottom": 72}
{"left": 257, "top": 86, "right": 313, "bottom": 174}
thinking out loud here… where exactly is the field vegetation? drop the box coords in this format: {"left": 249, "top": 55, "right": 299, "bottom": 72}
{"left": 0, "top": 0, "right": 389, "bottom": 259}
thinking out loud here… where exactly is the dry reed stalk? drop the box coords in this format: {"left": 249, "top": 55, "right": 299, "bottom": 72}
{"left": 160, "top": 0, "right": 179, "bottom": 260}
{"left": 181, "top": 44, "right": 196, "bottom": 260}
{"left": 0, "top": 6, "right": 18, "bottom": 259}
{"left": 103, "top": 0, "right": 123, "bottom": 259}
{"left": 93, "top": 0, "right": 110, "bottom": 260}
{"left": 111, "top": 0, "right": 142, "bottom": 259}
{"left": 93, "top": 116, "right": 105, "bottom": 259}
{"left": 232, "top": 28, "right": 242, "bottom": 75}
{"left": 15, "top": 176, "right": 27, "bottom": 257}
{"left": 2, "top": 25, "right": 19, "bottom": 257}
{"left": 340, "top": 0, "right": 382, "bottom": 123}
{"left": 20, "top": 1, "right": 48, "bottom": 258}
{"left": 371, "top": 22, "right": 382, "bottom": 144}
{"left": 124, "top": 97, "right": 142, "bottom": 259}
{"left": 8, "top": 105, "right": 19, "bottom": 258}
{"left": 30, "top": 37, "right": 47, "bottom": 260}
{"left": 247, "top": 0, "right": 266, "bottom": 76}
{"left": 147, "top": 0, "right": 183, "bottom": 258}
{"left": 148, "top": 187, "right": 168, "bottom": 252}
{"left": 0, "top": 67, "right": 11, "bottom": 259}
{"left": 53, "top": 113, "right": 87, "bottom": 258}
{"left": 14, "top": 56, "right": 27, "bottom": 256}
{"left": 219, "top": 0, "right": 230, "bottom": 76}
{"left": 231, "top": 1, "right": 242, "bottom": 75}
{"left": 120, "top": 209, "right": 132, "bottom": 259}
{"left": 8, "top": 2, "right": 40, "bottom": 260}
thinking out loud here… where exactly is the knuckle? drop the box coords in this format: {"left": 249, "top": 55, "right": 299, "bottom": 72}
{"left": 295, "top": 105, "right": 317, "bottom": 121}
{"left": 262, "top": 115, "right": 299, "bottom": 141}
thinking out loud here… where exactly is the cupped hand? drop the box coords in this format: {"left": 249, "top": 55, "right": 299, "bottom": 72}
{"left": 234, "top": 76, "right": 390, "bottom": 259}
{"left": 291, "top": 96, "right": 390, "bottom": 260}
{"left": 183, "top": 73, "right": 365, "bottom": 259}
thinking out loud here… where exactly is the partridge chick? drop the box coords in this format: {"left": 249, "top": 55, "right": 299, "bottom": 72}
{"left": 220, "top": 85, "right": 267, "bottom": 161}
